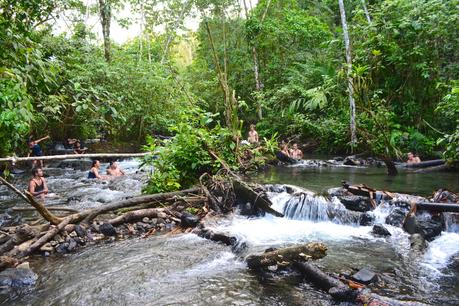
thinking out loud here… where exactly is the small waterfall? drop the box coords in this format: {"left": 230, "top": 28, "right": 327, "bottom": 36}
{"left": 444, "top": 213, "right": 459, "bottom": 233}
{"left": 272, "top": 192, "right": 360, "bottom": 224}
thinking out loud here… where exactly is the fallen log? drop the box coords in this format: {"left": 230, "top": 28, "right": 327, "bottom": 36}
{"left": 0, "top": 225, "right": 39, "bottom": 256}
{"left": 12, "top": 207, "right": 79, "bottom": 214}
{"left": 416, "top": 202, "right": 459, "bottom": 213}
{"left": 293, "top": 262, "right": 360, "bottom": 301}
{"left": 398, "top": 159, "right": 444, "bottom": 168}
{"left": 108, "top": 208, "right": 167, "bottom": 226}
{"left": 246, "top": 242, "right": 327, "bottom": 270}
{"left": 82, "top": 188, "right": 199, "bottom": 224}
{"left": 193, "top": 227, "right": 238, "bottom": 247}
{"left": 233, "top": 180, "right": 284, "bottom": 217}
{"left": 0, "top": 152, "right": 150, "bottom": 163}
{"left": 414, "top": 164, "right": 451, "bottom": 173}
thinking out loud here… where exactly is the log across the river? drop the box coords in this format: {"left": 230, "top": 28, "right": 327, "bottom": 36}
{"left": 416, "top": 202, "right": 459, "bottom": 213}
{"left": 233, "top": 180, "right": 284, "bottom": 217}
{"left": 398, "top": 159, "right": 444, "bottom": 168}
{"left": 0, "top": 153, "right": 150, "bottom": 163}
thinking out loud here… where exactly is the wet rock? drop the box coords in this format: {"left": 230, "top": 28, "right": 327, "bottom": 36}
{"left": 409, "top": 234, "right": 426, "bottom": 253}
{"left": 416, "top": 218, "right": 444, "bottom": 241}
{"left": 0, "top": 268, "right": 37, "bottom": 287}
{"left": 69, "top": 231, "right": 77, "bottom": 238}
{"left": 180, "top": 212, "right": 200, "bottom": 228}
{"left": 333, "top": 156, "right": 344, "bottom": 162}
{"left": 403, "top": 215, "right": 417, "bottom": 234}
{"left": 0, "top": 213, "right": 13, "bottom": 227}
{"left": 351, "top": 268, "right": 376, "bottom": 284}
{"left": 343, "top": 156, "right": 361, "bottom": 166}
{"left": 328, "top": 286, "right": 358, "bottom": 301}
{"left": 432, "top": 189, "right": 459, "bottom": 203}
{"left": 67, "top": 239, "right": 78, "bottom": 252}
{"left": 55, "top": 159, "right": 92, "bottom": 170}
{"left": 339, "top": 196, "right": 373, "bottom": 212}
{"left": 359, "top": 212, "right": 375, "bottom": 226}
{"left": 156, "top": 218, "right": 165, "bottom": 225}
{"left": 74, "top": 225, "right": 86, "bottom": 238}
{"left": 328, "top": 187, "right": 350, "bottom": 198}
{"left": 55, "top": 243, "right": 69, "bottom": 254}
{"left": 74, "top": 237, "right": 85, "bottom": 246}
{"left": 385, "top": 207, "right": 408, "bottom": 227}
{"left": 372, "top": 224, "right": 391, "bottom": 236}
{"left": 50, "top": 240, "right": 58, "bottom": 247}
{"left": 142, "top": 217, "right": 150, "bottom": 223}
{"left": 151, "top": 218, "right": 158, "bottom": 225}
{"left": 99, "top": 223, "right": 117, "bottom": 237}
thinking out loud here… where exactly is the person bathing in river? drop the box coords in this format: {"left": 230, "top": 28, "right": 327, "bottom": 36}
{"left": 27, "top": 135, "right": 50, "bottom": 168}
{"left": 28, "top": 168, "right": 48, "bottom": 200}
{"left": 290, "top": 143, "right": 303, "bottom": 160}
{"left": 406, "top": 152, "right": 421, "bottom": 164}
{"left": 248, "top": 124, "right": 259, "bottom": 144}
{"left": 107, "top": 161, "right": 125, "bottom": 177}
{"left": 88, "top": 160, "right": 108, "bottom": 179}
{"left": 280, "top": 143, "right": 290, "bottom": 157}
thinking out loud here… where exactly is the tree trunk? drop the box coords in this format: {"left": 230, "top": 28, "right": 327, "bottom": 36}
{"left": 246, "top": 242, "right": 327, "bottom": 270}
{"left": 361, "top": 0, "right": 371, "bottom": 24}
{"left": 338, "top": 0, "right": 357, "bottom": 147}
{"left": 383, "top": 158, "right": 398, "bottom": 176}
{"left": 99, "top": 0, "right": 111, "bottom": 62}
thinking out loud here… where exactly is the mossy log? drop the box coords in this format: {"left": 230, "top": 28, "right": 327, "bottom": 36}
{"left": 246, "top": 242, "right": 327, "bottom": 270}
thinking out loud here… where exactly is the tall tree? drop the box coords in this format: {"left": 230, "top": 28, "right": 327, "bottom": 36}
{"left": 338, "top": 0, "right": 356, "bottom": 147}
{"left": 99, "top": 0, "right": 112, "bottom": 61}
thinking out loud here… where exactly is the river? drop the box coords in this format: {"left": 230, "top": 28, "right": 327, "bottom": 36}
{"left": 0, "top": 158, "right": 458, "bottom": 305}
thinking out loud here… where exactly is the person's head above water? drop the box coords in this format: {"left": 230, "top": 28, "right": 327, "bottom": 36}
{"left": 250, "top": 124, "right": 256, "bottom": 131}
{"left": 292, "top": 143, "right": 298, "bottom": 150}
{"left": 92, "top": 160, "right": 100, "bottom": 168}
{"left": 407, "top": 152, "right": 414, "bottom": 159}
{"left": 109, "top": 161, "right": 118, "bottom": 169}
{"left": 32, "top": 167, "right": 43, "bottom": 177}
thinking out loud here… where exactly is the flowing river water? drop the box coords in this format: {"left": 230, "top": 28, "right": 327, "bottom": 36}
{"left": 0, "top": 158, "right": 458, "bottom": 305}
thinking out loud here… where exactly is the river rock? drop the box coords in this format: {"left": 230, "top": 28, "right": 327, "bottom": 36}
{"left": 351, "top": 268, "right": 376, "bottom": 284}
{"left": 372, "top": 224, "right": 391, "bottom": 236}
{"left": 415, "top": 218, "right": 443, "bottom": 241}
{"left": 410, "top": 234, "right": 426, "bottom": 253}
{"left": 156, "top": 218, "right": 165, "bottom": 225}
{"left": 359, "top": 212, "right": 375, "bottom": 226}
{"left": 67, "top": 239, "right": 78, "bottom": 252}
{"left": 0, "top": 256, "right": 18, "bottom": 272}
{"left": 56, "top": 242, "right": 69, "bottom": 254}
{"left": 385, "top": 207, "right": 407, "bottom": 227}
{"left": 339, "top": 196, "right": 373, "bottom": 212}
{"left": 74, "top": 225, "right": 87, "bottom": 237}
{"left": 142, "top": 217, "right": 150, "bottom": 223}
{"left": 181, "top": 212, "right": 200, "bottom": 228}
{"left": 99, "top": 223, "right": 117, "bottom": 237}
{"left": 403, "top": 215, "right": 417, "bottom": 234}
{"left": 343, "top": 156, "right": 361, "bottom": 166}
{"left": 0, "top": 267, "right": 37, "bottom": 287}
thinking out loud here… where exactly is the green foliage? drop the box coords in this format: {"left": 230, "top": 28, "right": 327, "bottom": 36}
{"left": 436, "top": 83, "right": 459, "bottom": 162}
{"left": 142, "top": 109, "right": 238, "bottom": 193}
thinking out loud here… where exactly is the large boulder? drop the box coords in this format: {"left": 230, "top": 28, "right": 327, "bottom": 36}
{"left": 99, "top": 223, "right": 117, "bottom": 237}
{"left": 339, "top": 196, "right": 373, "bottom": 212}
{"left": 0, "top": 268, "right": 37, "bottom": 287}
{"left": 410, "top": 234, "right": 427, "bottom": 253}
{"left": 416, "top": 218, "right": 444, "bottom": 241}
{"left": 359, "top": 212, "right": 375, "bottom": 226}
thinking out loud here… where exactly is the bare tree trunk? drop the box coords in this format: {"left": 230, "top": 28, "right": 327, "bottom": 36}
{"left": 243, "top": 0, "right": 271, "bottom": 120}
{"left": 338, "top": 0, "right": 357, "bottom": 147}
{"left": 361, "top": 0, "right": 371, "bottom": 24}
{"left": 99, "top": 0, "right": 111, "bottom": 62}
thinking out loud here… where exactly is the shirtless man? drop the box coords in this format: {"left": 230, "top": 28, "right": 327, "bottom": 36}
{"left": 248, "top": 124, "right": 259, "bottom": 144}
{"left": 107, "top": 161, "right": 125, "bottom": 177}
{"left": 406, "top": 152, "right": 420, "bottom": 164}
{"left": 27, "top": 135, "right": 50, "bottom": 168}
{"left": 28, "top": 168, "right": 48, "bottom": 200}
{"left": 73, "top": 141, "right": 87, "bottom": 154}
{"left": 290, "top": 143, "right": 303, "bottom": 160}
{"left": 280, "top": 143, "right": 290, "bottom": 157}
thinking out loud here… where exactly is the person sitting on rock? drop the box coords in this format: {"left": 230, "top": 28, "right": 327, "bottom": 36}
{"left": 406, "top": 152, "right": 420, "bottom": 164}
{"left": 248, "top": 124, "right": 259, "bottom": 144}
{"left": 28, "top": 168, "right": 48, "bottom": 200}
{"left": 289, "top": 143, "right": 303, "bottom": 160}
{"left": 73, "top": 140, "right": 87, "bottom": 154}
{"left": 107, "top": 161, "right": 125, "bottom": 177}
{"left": 88, "top": 160, "right": 108, "bottom": 179}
